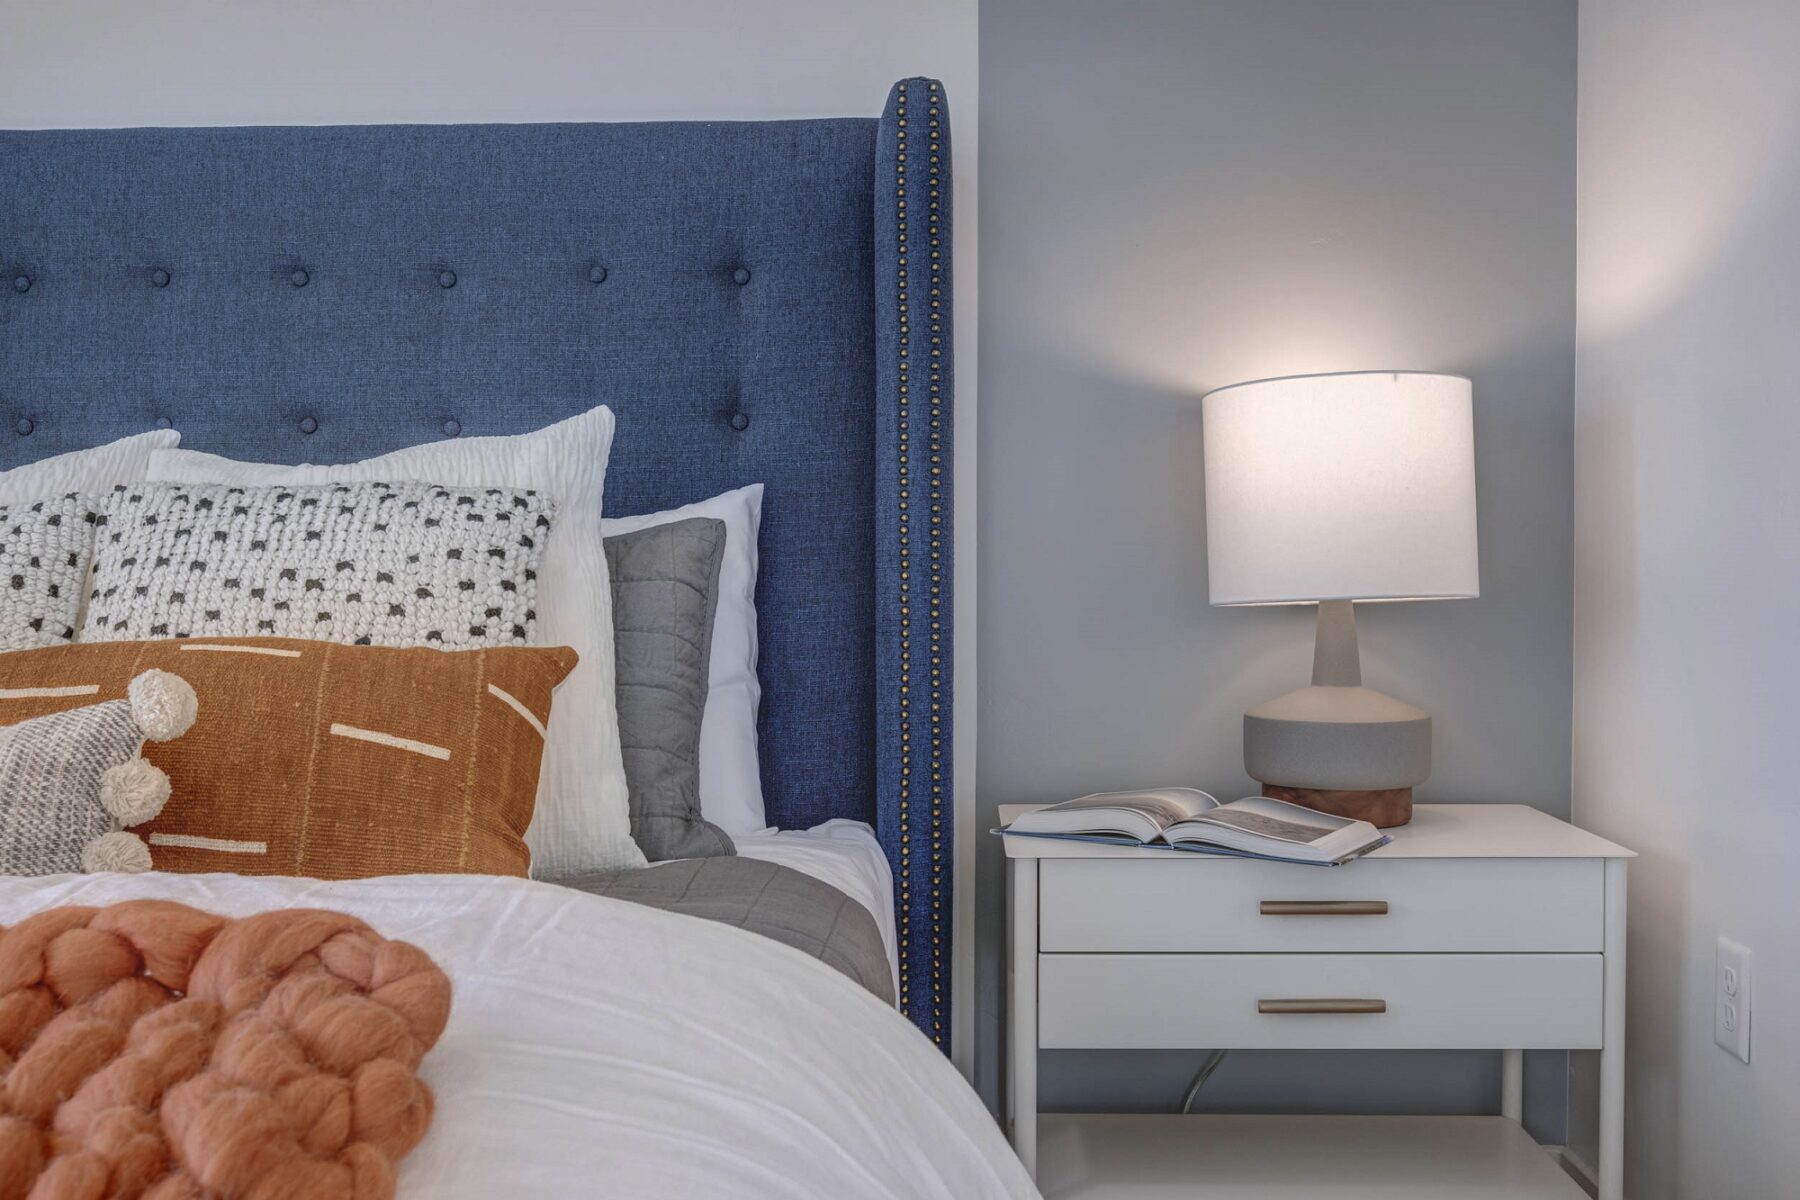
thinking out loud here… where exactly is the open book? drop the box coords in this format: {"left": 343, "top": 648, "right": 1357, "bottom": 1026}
{"left": 1000, "top": 787, "right": 1388, "bottom": 866}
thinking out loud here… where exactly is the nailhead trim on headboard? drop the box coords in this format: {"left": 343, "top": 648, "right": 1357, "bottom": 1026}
{"left": 896, "top": 79, "right": 916, "bottom": 1031}
{"left": 925, "top": 81, "right": 949, "bottom": 1051}
{"left": 884, "top": 77, "right": 954, "bottom": 1051}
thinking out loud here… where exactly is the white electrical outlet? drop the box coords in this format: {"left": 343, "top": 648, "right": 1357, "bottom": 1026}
{"left": 1715, "top": 937, "right": 1752, "bottom": 1063}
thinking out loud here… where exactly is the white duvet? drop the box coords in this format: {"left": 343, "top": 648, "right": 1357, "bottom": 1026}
{"left": 0, "top": 871, "right": 1037, "bottom": 1200}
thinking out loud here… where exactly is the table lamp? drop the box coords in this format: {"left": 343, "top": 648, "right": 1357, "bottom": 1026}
{"left": 1201, "top": 371, "right": 1478, "bottom": 827}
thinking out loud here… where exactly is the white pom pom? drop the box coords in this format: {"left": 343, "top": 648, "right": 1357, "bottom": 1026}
{"left": 99, "top": 757, "right": 172, "bottom": 825}
{"left": 82, "top": 830, "right": 154, "bottom": 873}
{"left": 127, "top": 669, "right": 198, "bottom": 742}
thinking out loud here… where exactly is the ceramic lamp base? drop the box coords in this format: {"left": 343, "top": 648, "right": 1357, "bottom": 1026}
{"left": 1240, "top": 600, "right": 1432, "bottom": 824}
{"left": 1262, "top": 783, "right": 1414, "bottom": 828}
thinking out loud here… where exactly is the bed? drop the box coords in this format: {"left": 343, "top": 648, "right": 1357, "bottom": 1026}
{"left": 0, "top": 79, "right": 1024, "bottom": 1197}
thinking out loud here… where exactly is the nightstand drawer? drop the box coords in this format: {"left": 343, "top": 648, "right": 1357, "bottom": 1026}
{"left": 1039, "top": 857, "right": 1603, "bottom": 953}
{"left": 1038, "top": 952, "right": 1603, "bottom": 1049}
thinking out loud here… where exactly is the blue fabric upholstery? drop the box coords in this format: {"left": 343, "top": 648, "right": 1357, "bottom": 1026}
{"left": 0, "top": 79, "right": 953, "bottom": 1048}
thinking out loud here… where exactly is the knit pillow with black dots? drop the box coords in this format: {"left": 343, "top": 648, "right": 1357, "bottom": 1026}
{"left": 82, "top": 481, "right": 554, "bottom": 649}
{"left": 0, "top": 493, "right": 93, "bottom": 650}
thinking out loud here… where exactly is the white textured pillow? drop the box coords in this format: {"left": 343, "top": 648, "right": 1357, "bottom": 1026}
{"left": 0, "top": 494, "right": 94, "bottom": 650}
{"left": 0, "top": 429, "right": 179, "bottom": 503}
{"left": 146, "top": 407, "right": 644, "bottom": 876}
{"left": 84, "top": 481, "right": 550, "bottom": 647}
{"left": 604, "top": 484, "right": 766, "bottom": 836}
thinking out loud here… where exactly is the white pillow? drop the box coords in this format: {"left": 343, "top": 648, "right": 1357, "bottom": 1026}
{"left": 0, "top": 429, "right": 180, "bottom": 502}
{"left": 604, "top": 484, "right": 766, "bottom": 836}
{"left": 146, "top": 407, "right": 644, "bottom": 876}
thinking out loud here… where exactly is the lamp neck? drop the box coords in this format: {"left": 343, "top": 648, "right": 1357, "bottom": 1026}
{"left": 1311, "top": 599, "right": 1363, "bottom": 687}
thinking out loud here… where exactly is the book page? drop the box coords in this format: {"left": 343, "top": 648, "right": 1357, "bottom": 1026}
{"left": 1046, "top": 789, "right": 1211, "bottom": 825}
{"left": 1008, "top": 787, "right": 1218, "bottom": 839}
{"left": 1190, "top": 797, "right": 1345, "bottom": 845}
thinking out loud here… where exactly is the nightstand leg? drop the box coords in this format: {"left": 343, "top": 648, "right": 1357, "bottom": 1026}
{"left": 1501, "top": 1050, "right": 1523, "bottom": 1122}
{"left": 1008, "top": 857, "right": 1038, "bottom": 1176}
{"left": 1598, "top": 859, "right": 1628, "bottom": 1200}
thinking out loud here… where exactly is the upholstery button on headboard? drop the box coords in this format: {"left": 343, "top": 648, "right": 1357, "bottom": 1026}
{"left": 729, "top": 412, "right": 750, "bottom": 431}
{"left": 14, "top": 418, "right": 33, "bottom": 437}
{"left": 11, "top": 276, "right": 28, "bottom": 294}
{"left": 438, "top": 270, "right": 457, "bottom": 289}
{"left": 731, "top": 267, "right": 751, "bottom": 285}
{"left": 289, "top": 269, "right": 309, "bottom": 288}
{"left": 154, "top": 417, "right": 173, "bottom": 429}
{"left": 150, "top": 269, "right": 171, "bottom": 288}
{"left": 588, "top": 265, "right": 607, "bottom": 284}
{"left": 298, "top": 416, "right": 318, "bottom": 435}
{"left": 442, "top": 419, "right": 462, "bottom": 438}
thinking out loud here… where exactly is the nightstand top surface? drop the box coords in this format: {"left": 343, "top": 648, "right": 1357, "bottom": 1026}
{"left": 997, "top": 802, "right": 1634, "bottom": 860}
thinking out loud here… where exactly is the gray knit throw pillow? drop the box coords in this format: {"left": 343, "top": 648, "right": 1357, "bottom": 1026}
{"left": 0, "top": 669, "right": 199, "bottom": 875}
{"left": 83, "top": 481, "right": 553, "bottom": 648}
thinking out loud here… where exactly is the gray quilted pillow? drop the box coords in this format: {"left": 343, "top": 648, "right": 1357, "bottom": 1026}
{"left": 0, "top": 669, "right": 199, "bottom": 875}
{"left": 605, "top": 516, "right": 734, "bottom": 861}
{"left": 83, "top": 481, "right": 552, "bottom": 648}
{"left": 0, "top": 493, "right": 93, "bottom": 650}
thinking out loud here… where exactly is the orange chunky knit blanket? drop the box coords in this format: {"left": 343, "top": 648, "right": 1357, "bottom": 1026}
{"left": 0, "top": 901, "right": 451, "bottom": 1200}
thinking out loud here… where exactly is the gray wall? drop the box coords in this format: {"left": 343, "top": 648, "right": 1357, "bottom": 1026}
{"left": 978, "top": 0, "right": 1576, "bottom": 1138}
{"left": 1571, "top": 0, "right": 1800, "bottom": 1192}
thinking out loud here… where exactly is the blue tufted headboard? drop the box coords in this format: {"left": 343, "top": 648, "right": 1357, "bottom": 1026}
{"left": 0, "top": 79, "right": 953, "bottom": 1048}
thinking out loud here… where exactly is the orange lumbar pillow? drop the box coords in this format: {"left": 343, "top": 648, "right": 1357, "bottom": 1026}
{"left": 0, "top": 639, "right": 577, "bottom": 879}
{"left": 0, "top": 899, "right": 451, "bottom": 1199}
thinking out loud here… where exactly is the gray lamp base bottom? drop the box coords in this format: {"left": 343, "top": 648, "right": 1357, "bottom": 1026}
{"left": 1244, "top": 686, "right": 1432, "bottom": 791}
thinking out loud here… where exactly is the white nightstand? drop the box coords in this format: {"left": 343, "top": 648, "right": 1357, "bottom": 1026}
{"left": 1002, "top": 803, "right": 1633, "bottom": 1200}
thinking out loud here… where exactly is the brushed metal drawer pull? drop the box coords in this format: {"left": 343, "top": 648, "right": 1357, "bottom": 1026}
{"left": 1259, "top": 900, "right": 1389, "bottom": 916}
{"left": 1258, "top": 998, "right": 1388, "bottom": 1015}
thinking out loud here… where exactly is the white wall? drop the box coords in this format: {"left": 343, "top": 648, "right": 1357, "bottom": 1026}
{"left": 0, "top": 0, "right": 981, "bottom": 1075}
{"left": 1573, "top": 0, "right": 1800, "bottom": 1193}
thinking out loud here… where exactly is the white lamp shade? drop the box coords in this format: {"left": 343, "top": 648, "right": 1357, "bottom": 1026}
{"left": 1202, "top": 371, "right": 1479, "bottom": 605}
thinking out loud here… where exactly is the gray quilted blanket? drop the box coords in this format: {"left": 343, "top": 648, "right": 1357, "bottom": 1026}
{"left": 556, "top": 856, "right": 894, "bottom": 1005}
